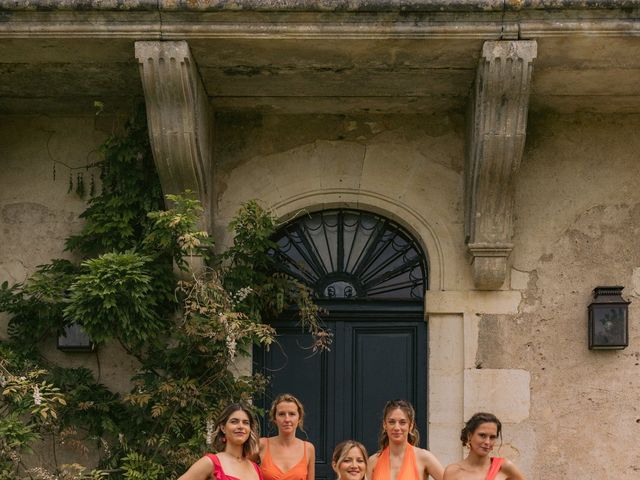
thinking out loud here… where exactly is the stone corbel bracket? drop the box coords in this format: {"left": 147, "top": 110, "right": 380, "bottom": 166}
{"left": 135, "top": 41, "right": 211, "bottom": 225}
{"left": 465, "top": 40, "right": 537, "bottom": 290}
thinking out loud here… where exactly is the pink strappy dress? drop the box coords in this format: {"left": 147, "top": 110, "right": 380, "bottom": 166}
{"left": 206, "top": 454, "right": 264, "bottom": 480}
{"left": 486, "top": 457, "right": 504, "bottom": 480}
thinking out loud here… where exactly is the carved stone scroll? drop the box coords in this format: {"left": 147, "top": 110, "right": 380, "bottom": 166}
{"left": 465, "top": 40, "right": 537, "bottom": 290}
{"left": 135, "top": 41, "right": 211, "bottom": 225}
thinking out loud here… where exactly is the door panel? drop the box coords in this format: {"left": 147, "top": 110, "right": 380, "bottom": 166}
{"left": 348, "top": 323, "right": 425, "bottom": 457}
{"left": 256, "top": 327, "right": 335, "bottom": 480}
{"left": 255, "top": 315, "right": 426, "bottom": 480}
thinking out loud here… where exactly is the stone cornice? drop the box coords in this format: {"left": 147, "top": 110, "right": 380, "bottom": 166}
{"left": 0, "top": 2, "right": 638, "bottom": 39}
{"left": 1, "top": 0, "right": 639, "bottom": 12}
{"left": 465, "top": 40, "right": 537, "bottom": 290}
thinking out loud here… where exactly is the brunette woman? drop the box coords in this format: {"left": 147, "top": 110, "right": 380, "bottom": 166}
{"left": 259, "top": 393, "right": 315, "bottom": 480}
{"left": 332, "top": 440, "right": 368, "bottom": 480}
{"left": 368, "top": 399, "right": 444, "bottom": 480}
{"left": 178, "top": 403, "right": 263, "bottom": 480}
{"left": 442, "top": 412, "right": 525, "bottom": 480}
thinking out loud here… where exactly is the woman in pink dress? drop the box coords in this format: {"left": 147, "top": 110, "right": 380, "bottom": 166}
{"left": 178, "top": 403, "right": 263, "bottom": 480}
{"left": 443, "top": 413, "right": 525, "bottom": 480}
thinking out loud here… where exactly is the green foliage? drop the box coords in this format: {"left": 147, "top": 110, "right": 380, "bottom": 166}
{"left": 0, "top": 106, "right": 329, "bottom": 479}
{"left": 145, "top": 191, "right": 213, "bottom": 269}
{"left": 120, "top": 453, "right": 164, "bottom": 480}
{"left": 2, "top": 260, "right": 78, "bottom": 348}
{"left": 0, "top": 354, "right": 66, "bottom": 478}
{"left": 65, "top": 106, "right": 164, "bottom": 257}
{"left": 64, "top": 253, "right": 162, "bottom": 349}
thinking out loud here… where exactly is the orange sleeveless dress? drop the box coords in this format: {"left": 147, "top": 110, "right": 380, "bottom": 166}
{"left": 260, "top": 439, "right": 308, "bottom": 480}
{"left": 372, "top": 444, "right": 420, "bottom": 480}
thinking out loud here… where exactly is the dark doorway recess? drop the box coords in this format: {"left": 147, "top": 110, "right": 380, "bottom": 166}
{"left": 254, "top": 209, "right": 428, "bottom": 480}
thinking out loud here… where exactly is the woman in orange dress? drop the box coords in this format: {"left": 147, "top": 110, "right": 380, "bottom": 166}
{"left": 178, "top": 403, "right": 263, "bottom": 480}
{"left": 442, "top": 412, "right": 525, "bottom": 480}
{"left": 259, "top": 393, "right": 315, "bottom": 480}
{"left": 368, "top": 399, "right": 444, "bottom": 480}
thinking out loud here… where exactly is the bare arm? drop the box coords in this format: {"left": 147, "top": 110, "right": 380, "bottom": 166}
{"left": 502, "top": 459, "right": 526, "bottom": 480}
{"left": 255, "top": 437, "right": 267, "bottom": 463}
{"left": 367, "top": 453, "right": 380, "bottom": 480}
{"left": 306, "top": 441, "right": 316, "bottom": 480}
{"left": 177, "top": 456, "right": 213, "bottom": 480}
{"left": 417, "top": 449, "right": 444, "bottom": 480}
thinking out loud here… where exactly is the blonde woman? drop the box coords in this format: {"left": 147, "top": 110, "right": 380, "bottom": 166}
{"left": 259, "top": 393, "right": 315, "bottom": 480}
{"left": 332, "top": 440, "right": 368, "bottom": 480}
{"left": 178, "top": 403, "right": 263, "bottom": 480}
{"left": 368, "top": 399, "right": 443, "bottom": 480}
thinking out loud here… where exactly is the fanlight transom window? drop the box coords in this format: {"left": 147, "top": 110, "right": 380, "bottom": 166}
{"left": 271, "top": 209, "right": 427, "bottom": 300}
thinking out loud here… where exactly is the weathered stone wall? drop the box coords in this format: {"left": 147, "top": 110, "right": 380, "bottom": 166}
{"left": 0, "top": 114, "right": 140, "bottom": 396}
{"left": 212, "top": 112, "right": 470, "bottom": 292}
{"left": 212, "top": 110, "right": 640, "bottom": 478}
{"left": 507, "top": 112, "right": 640, "bottom": 478}
{"left": 3, "top": 110, "right": 640, "bottom": 477}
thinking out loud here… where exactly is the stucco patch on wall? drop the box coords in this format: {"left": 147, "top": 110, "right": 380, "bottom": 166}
{"left": 463, "top": 369, "right": 530, "bottom": 423}
{"left": 506, "top": 197, "right": 640, "bottom": 478}
{"left": 514, "top": 112, "right": 640, "bottom": 271}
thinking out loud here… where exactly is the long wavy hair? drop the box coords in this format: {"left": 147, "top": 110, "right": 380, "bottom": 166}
{"left": 212, "top": 403, "right": 260, "bottom": 458}
{"left": 377, "top": 399, "right": 420, "bottom": 451}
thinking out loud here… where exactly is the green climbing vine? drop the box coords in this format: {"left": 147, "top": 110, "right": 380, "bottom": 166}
{"left": 0, "top": 106, "right": 330, "bottom": 479}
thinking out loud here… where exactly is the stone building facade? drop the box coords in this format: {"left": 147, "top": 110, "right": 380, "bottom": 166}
{"left": 1, "top": 1, "right": 640, "bottom": 478}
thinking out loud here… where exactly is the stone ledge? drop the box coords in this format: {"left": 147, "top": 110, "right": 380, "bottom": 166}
{"left": 2, "top": 0, "right": 639, "bottom": 12}
{"left": 1, "top": 8, "right": 637, "bottom": 40}
{"left": 425, "top": 290, "right": 522, "bottom": 315}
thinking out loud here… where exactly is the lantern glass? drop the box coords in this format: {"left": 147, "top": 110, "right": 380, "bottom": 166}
{"left": 588, "top": 286, "right": 629, "bottom": 350}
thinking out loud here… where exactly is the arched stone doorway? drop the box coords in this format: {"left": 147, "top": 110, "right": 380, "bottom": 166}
{"left": 254, "top": 209, "right": 429, "bottom": 480}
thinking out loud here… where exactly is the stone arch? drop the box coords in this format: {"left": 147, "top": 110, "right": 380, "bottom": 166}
{"left": 271, "top": 207, "right": 428, "bottom": 300}
{"left": 269, "top": 189, "right": 450, "bottom": 292}
{"left": 214, "top": 139, "right": 465, "bottom": 292}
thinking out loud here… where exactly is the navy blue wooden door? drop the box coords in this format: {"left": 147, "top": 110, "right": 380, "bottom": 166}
{"left": 254, "top": 309, "right": 427, "bottom": 480}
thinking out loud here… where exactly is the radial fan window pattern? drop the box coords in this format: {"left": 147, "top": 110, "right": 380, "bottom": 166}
{"left": 271, "top": 210, "right": 427, "bottom": 300}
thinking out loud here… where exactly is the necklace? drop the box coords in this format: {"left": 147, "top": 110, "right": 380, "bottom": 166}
{"left": 224, "top": 451, "right": 244, "bottom": 462}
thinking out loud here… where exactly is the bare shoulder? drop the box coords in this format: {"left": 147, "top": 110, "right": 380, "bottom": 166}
{"left": 177, "top": 456, "right": 214, "bottom": 480}
{"left": 500, "top": 459, "right": 526, "bottom": 480}
{"left": 258, "top": 437, "right": 269, "bottom": 457}
{"left": 305, "top": 440, "right": 316, "bottom": 461}
{"left": 443, "top": 463, "right": 463, "bottom": 473}
{"left": 414, "top": 447, "right": 441, "bottom": 465}
{"left": 413, "top": 447, "right": 444, "bottom": 480}
{"left": 442, "top": 463, "right": 463, "bottom": 480}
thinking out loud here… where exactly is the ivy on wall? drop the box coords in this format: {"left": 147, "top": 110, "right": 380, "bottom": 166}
{"left": 0, "top": 107, "right": 330, "bottom": 479}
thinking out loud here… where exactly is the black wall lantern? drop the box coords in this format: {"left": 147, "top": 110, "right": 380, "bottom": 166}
{"left": 57, "top": 323, "right": 94, "bottom": 352}
{"left": 588, "top": 286, "right": 630, "bottom": 350}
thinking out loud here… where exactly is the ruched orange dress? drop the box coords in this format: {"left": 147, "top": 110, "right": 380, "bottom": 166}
{"left": 372, "top": 444, "right": 419, "bottom": 480}
{"left": 260, "top": 439, "right": 309, "bottom": 480}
